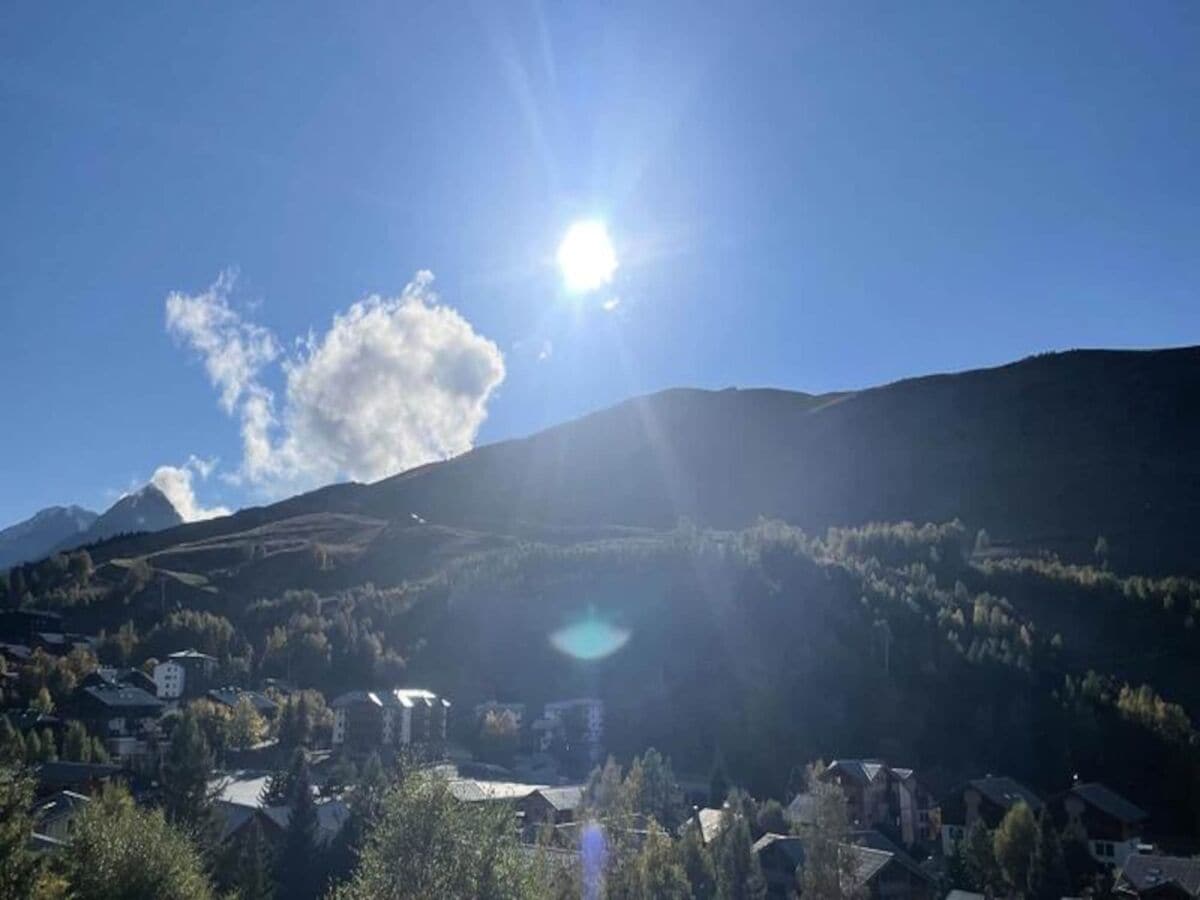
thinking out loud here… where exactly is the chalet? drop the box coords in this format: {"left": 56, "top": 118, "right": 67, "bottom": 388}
{"left": 0, "top": 609, "right": 64, "bottom": 642}
{"left": 87, "top": 667, "right": 158, "bottom": 695}
{"left": 752, "top": 833, "right": 805, "bottom": 899}
{"left": 518, "top": 785, "right": 586, "bottom": 830}
{"left": 330, "top": 688, "right": 450, "bottom": 751}
{"left": 845, "top": 829, "right": 935, "bottom": 900}
{"left": 71, "top": 682, "right": 165, "bottom": 760}
{"left": 33, "top": 761, "right": 121, "bottom": 797}
{"left": 210, "top": 770, "right": 350, "bottom": 847}
{"left": 687, "top": 806, "right": 733, "bottom": 845}
{"left": 1115, "top": 853, "right": 1200, "bottom": 898}
{"left": 207, "top": 686, "right": 279, "bottom": 717}
{"left": 446, "top": 779, "right": 544, "bottom": 804}
{"left": 153, "top": 650, "right": 217, "bottom": 700}
{"left": 804, "top": 759, "right": 939, "bottom": 847}
{"left": 940, "top": 776, "right": 1042, "bottom": 855}
{"left": 845, "top": 843, "right": 934, "bottom": 900}
{"left": 532, "top": 698, "right": 604, "bottom": 761}
{"left": 1056, "top": 781, "right": 1148, "bottom": 867}
{"left": 31, "top": 790, "right": 90, "bottom": 843}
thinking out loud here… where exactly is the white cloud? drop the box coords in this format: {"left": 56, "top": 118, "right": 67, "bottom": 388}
{"left": 537, "top": 340, "right": 553, "bottom": 361}
{"left": 601, "top": 296, "right": 621, "bottom": 312}
{"left": 165, "top": 271, "right": 506, "bottom": 496}
{"left": 151, "top": 456, "right": 230, "bottom": 521}
{"left": 165, "top": 271, "right": 278, "bottom": 413}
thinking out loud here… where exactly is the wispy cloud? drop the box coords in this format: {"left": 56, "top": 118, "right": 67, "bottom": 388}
{"left": 150, "top": 456, "right": 230, "bottom": 521}
{"left": 165, "top": 271, "right": 506, "bottom": 497}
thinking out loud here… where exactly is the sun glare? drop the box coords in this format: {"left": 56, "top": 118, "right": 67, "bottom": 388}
{"left": 556, "top": 220, "right": 617, "bottom": 293}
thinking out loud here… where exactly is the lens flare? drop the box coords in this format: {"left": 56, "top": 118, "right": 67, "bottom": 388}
{"left": 549, "top": 611, "right": 631, "bottom": 660}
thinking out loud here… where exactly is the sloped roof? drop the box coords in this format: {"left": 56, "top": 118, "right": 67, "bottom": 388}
{"left": 79, "top": 683, "right": 164, "bottom": 710}
{"left": 968, "top": 776, "right": 1043, "bottom": 812}
{"left": 167, "top": 649, "right": 216, "bottom": 661}
{"left": 1118, "top": 854, "right": 1200, "bottom": 896}
{"left": 447, "top": 780, "right": 544, "bottom": 803}
{"left": 752, "top": 833, "right": 806, "bottom": 868}
{"left": 1071, "top": 782, "right": 1147, "bottom": 825}
{"left": 534, "top": 786, "right": 585, "bottom": 812}
{"left": 825, "top": 759, "right": 888, "bottom": 785}
{"left": 692, "top": 807, "right": 731, "bottom": 845}
{"left": 207, "top": 687, "right": 278, "bottom": 714}
{"left": 846, "top": 845, "right": 894, "bottom": 885}
{"left": 845, "top": 829, "right": 931, "bottom": 882}
{"left": 33, "top": 790, "right": 89, "bottom": 825}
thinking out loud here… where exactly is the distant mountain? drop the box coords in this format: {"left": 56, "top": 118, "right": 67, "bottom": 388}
{"left": 61, "top": 484, "right": 184, "bottom": 551}
{"left": 0, "top": 505, "right": 98, "bottom": 569}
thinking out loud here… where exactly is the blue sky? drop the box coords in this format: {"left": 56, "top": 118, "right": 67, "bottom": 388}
{"left": 2, "top": 1, "right": 1198, "bottom": 525}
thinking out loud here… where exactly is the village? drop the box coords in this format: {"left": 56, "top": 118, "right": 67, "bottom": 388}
{"left": 2, "top": 607, "right": 1196, "bottom": 899}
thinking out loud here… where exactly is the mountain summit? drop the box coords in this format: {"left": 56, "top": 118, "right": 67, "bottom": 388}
{"left": 66, "top": 484, "right": 184, "bottom": 550}
{"left": 0, "top": 505, "right": 98, "bottom": 569}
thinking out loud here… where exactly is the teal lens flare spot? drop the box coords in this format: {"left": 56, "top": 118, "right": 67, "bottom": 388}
{"left": 549, "top": 615, "right": 631, "bottom": 661}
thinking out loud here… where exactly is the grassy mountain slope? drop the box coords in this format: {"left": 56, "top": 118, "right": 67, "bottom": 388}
{"left": 84, "top": 346, "right": 1200, "bottom": 578}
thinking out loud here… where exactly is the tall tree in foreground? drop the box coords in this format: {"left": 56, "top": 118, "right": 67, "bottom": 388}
{"left": 993, "top": 801, "right": 1039, "bottom": 896}
{"left": 232, "top": 816, "right": 275, "bottom": 900}
{"left": 60, "top": 783, "right": 215, "bottom": 900}
{"left": 1027, "top": 810, "right": 1070, "bottom": 900}
{"left": 161, "top": 709, "right": 215, "bottom": 828}
{"left": 680, "top": 821, "right": 717, "bottom": 900}
{"left": 329, "top": 772, "right": 535, "bottom": 900}
{"left": 714, "top": 804, "right": 766, "bottom": 900}
{"left": 797, "top": 764, "right": 862, "bottom": 900}
{"left": 278, "top": 750, "right": 320, "bottom": 900}
{"left": 0, "top": 767, "right": 40, "bottom": 898}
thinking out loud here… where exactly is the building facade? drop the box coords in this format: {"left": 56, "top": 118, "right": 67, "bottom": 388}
{"left": 330, "top": 688, "right": 450, "bottom": 750}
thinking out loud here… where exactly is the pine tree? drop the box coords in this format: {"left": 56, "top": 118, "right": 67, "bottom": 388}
{"left": 161, "top": 710, "right": 214, "bottom": 827}
{"left": 0, "top": 717, "right": 24, "bottom": 765}
{"left": 63, "top": 721, "right": 92, "bottom": 763}
{"left": 24, "top": 730, "right": 42, "bottom": 762}
{"left": 714, "top": 813, "right": 766, "bottom": 900}
{"left": 277, "top": 750, "right": 319, "bottom": 900}
{"left": 1028, "top": 811, "right": 1070, "bottom": 900}
{"left": 0, "top": 768, "right": 40, "bottom": 898}
{"left": 680, "top": 823, "right": 717, "bottom": 900}
{"left": 38, "top": 728, "right": 56, "bottom": 762}
{"left": 233, "top": 816, "right": 274, "bottom": 900}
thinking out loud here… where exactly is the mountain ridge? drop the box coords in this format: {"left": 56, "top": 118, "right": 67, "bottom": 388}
{"left": 76, "top": 345, "right": 1200, "bottom": 576}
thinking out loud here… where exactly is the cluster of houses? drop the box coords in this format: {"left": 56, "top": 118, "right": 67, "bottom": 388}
{"left": 772, "top": 759, "right": 1195, "bottom": 899}
{"left": 4, "top": 609, "right": 1197, "bottom": 899}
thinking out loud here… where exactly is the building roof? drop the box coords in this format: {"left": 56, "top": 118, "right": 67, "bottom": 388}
{"left": 1118, "top": 854, "right": 1200, "bottom": 896}
{"left": 331, "top": 688, "right": 449, "bottom": 710}
{"left": 167, "top": 649, "right": 216, "bottom": 661}
{"left": 78, "top": 683, "right": 164, "bottom": 711}
{"left": 945, "top": 892, "right": 986, "bottom": 900}
{"left": 34, "top": 761, "right": 122, "bottom": 791}
{"left": 752, "top": 833, "right": 806, "bottom": 869}
{"left": 33, "top": 790, "right": 90, "bottom": 825}
{"left": 1071, "top": 782, "right": 1148, "bottom": 825}
{"left": 533, "top": 785, "right": 585, "bottom": 812}
{"left": 825, "top": 759, "right": 889, "bottom": 785}
{"left": 846, "top": 845, "right": 896, "bottom": 885}
{"left": 207, "top": 687, "right": 279, "bottom": 714}
{"left": 691, "top": 807, "right": 731, "bottom": 845}
{"left": 846, "top": 829, "right": 931, "bottom": 882}
{"left": 968, "top": 776, "right": 1043, "bottom": 812}
{"left": 447, "top": 779, "right": 545, "bottom": 803}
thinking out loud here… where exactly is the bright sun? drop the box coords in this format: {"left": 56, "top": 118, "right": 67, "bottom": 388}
{"left": 556, "top": 220, "right": 617, "bottom": 293}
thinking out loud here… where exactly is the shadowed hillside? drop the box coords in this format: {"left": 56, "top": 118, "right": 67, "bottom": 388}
{"left": 83, "top": 346, "right": 1200, "bottom": 577}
